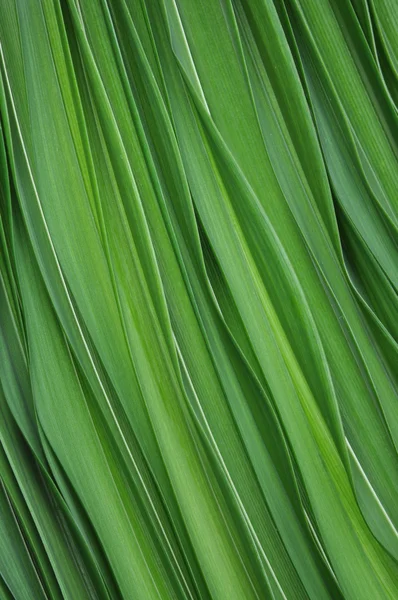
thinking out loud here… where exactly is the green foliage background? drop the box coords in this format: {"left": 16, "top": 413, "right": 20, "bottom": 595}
{"left": 0, "top": 0, "right": 397, "bottom": 598}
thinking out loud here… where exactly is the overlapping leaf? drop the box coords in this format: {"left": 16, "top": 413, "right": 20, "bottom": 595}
{"left": 0, "top": 0, "right": 397, "bottom": 599}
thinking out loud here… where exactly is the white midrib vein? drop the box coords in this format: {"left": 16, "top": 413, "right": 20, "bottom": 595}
{"left": 346, "top": 437, "right": 398, "bottom": 537}
{"left": 175, "top": 339, "right": 288, "bottom": 600}
{"left": 164, "top": 0, "right": 211, "bottom": 114}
